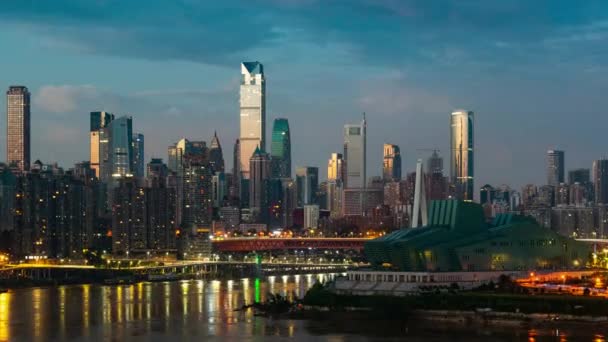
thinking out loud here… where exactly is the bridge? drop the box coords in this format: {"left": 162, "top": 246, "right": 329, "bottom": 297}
{"left": 212, "top": 237, "right": 370, "bottom": 253}
{"left": 576, "top": 238, "right": 608, "bottom": 252}
{"left": 0, "top": 260, "right": 354, "bottom": 284}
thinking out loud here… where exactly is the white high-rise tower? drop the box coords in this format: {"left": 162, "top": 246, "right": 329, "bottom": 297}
{"left": 239, "top": 62, "right": 266, "bottom": 181}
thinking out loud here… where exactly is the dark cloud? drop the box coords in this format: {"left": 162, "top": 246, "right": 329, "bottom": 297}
{"left": 2, "top": 0, "right": 607, "bottom": 69}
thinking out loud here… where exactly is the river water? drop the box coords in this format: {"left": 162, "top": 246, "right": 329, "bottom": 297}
{"left": 0, "top": 274, "right": 606, "bottom": 341}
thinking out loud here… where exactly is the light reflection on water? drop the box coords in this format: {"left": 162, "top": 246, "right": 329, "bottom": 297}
{"left": 0, "top": 274, "right": 606, "bottom": 341}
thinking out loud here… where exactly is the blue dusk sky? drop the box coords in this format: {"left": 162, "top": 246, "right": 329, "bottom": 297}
{"left": 1, "top": 1, "right": 607, "bottom": 189}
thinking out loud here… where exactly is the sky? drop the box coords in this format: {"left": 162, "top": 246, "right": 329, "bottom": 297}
{"left": 1, "top": 0, "right": 608, "bottom": 190}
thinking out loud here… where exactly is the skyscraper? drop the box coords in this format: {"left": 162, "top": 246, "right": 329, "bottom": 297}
{"left": 90, "top": 111, "right": 114, "bottom": 179}
{"left": 547, "top": 150, "right": 565, "bottom": 186}
{"left": 132, "top": 133, "right": 144, "bottom": 182}
{"left": 344, "top": 114, "right": 367, "bottom": 189}
{"left": 382, "top": 143, "right": 401, "bottom": 182}
{"left": 212, "top": 172, "right": 227, "bottom": 208}
{"left": 6, "top": 86, "right": 31, "bottom": 171}
{"left": 296, "top": 167, "right": 319, "bottom": 206}
{"left": 182, "top": 152, "right": 212, "bottom": 229}
{"left": 233, "top": 138, "right": 240, "bottom": 180}
{"left": 209, "top": 131, "right": 225, "bottom": 173}
{"left": 568, "top": 168, "right": 590, "bottom": 184}
{"left": 327, "top": 153, "right": 344, "bottom": 182}
{"left": 249, "top": 147, "right": 271, "bottom": 220}
{"left": 108, "top": 116, "right": 133, "bottom": 180}
{"left": 239, "top": 62, "right": 266, "bottom": 181}
{"left": 146, "top": 158, "right": 169, "bottom": 188}
{"left": 427, "top": 150, "right": 443, "bottom": 175}
{"left": 593, "top": 159, "right": 608, "bottom": 204}
{"left": 270, "top": 118, "right": 291, "bottom": 178}
{"left": 426, "top": 150, "right": 447, "bottom": 200}
{"left": 450, "top": 110, "right": 474, "bottom": 201}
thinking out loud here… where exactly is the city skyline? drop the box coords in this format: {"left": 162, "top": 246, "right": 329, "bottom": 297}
{"left": 1, "top": 2, "right": 608, "bottom": 189}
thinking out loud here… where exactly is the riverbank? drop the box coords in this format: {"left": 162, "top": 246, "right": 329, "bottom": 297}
{"left": 296, "top": 282, "right": 608, "bottom": 324}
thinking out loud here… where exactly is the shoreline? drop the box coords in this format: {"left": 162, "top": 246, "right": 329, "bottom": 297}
{"left": 286, "top": 306, "right": 608, "bottom": 328}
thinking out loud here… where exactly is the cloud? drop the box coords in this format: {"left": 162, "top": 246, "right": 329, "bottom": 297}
{"left": 356, "top": 72, "right": 452, "bottom": 116}
{"left": 2, "top": 0, "right": 607, "bottom": 70}
{"left": 34, "top": 85, "right": 100, "bottom": 113}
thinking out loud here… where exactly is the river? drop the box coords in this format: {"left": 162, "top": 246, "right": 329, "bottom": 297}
{"left": 0, "top": 274, "right": 606, "bottom": 341}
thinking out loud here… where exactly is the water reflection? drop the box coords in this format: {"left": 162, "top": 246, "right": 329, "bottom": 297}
{"left": 0, "top": 292, "right": 10, "bottom": 341}
{"left": 6, "top": 273, "right": 607, "bottom": 340}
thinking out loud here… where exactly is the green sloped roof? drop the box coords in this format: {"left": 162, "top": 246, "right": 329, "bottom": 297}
{"left": 365, "top": 199, "right": 591, "bottom": 271}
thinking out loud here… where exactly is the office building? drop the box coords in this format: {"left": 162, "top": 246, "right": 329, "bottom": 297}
{"left": 547, "top": 150, "right": 565, "bottom": 186}
{"left": 6, "top": 86, "right": 31, "bottom": 171}
{"left": 303, "top": 205, "right": 320, "bottom": 229}
{"left": 270, "top": 118, "right": 291, "bottom": 178}
{"left": 426, "top": 150, "right": 447, "bottom": 200}
{"left": 209, "top": 131, "right": 225, "bottom": 173}
{"left": 212, "top": 172, "right": 227, "bottom": 208}
{"left": 569, "top": 168, "right": 590, "bottom": 185}
{"left": 327, "top": 153, "right": 344, "bottom": 182}
{"left": 90, "top": 111, "right": 114, "bottom": 179}
{"left": 480, "top": 184, "right": 496, "bottom": 205}
{"left": 326, "top": 180, "right": 343, "bottom": 218}
{"left": 132, "top": 133, "right": 144, "bottom": 182}
{"left": 382, "top": 144, "right": 401, "bottom": 182}
{"left": 108, "top": 116, "right": 134, "bottom": 180}
{"left": 450, "top": 110, "right": 474, "bottom": 201}
{"left": 342, "top": 188, "right": 383, "bottom": 216}
{"left": 344, "top": 115, "right": 366, "bottom": 189}
{"left": 249, "top": 147, "right": 271, "bottom": 220}
{"left": 594, "top": 159, "right": 608, "bottom": 205}
{"left": 239, "top": 62, "right": 266, "bottom": 181}
{"left": 296, "top": 166, "right": 319, "bottom": 206}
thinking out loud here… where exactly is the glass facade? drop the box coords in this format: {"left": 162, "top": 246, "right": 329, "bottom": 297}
{"left": 209, "top": 132, "right": 225, "bottom": 173}
{"left": 6, "top": 86, "right": 30, "bottom": 171}
{"left": 239, "top": 62, "right": 265, "bottom": 181}
{"left": 382, "top": 143, "right": 401, "bottom": 182}
{"left": 593, "top": 159, "right": 608, "bottom": 204}
{"left": 327, "top": 153, "right": 344, "bottom": 181}
{"left": 546, "top": 150, "right": 565, "bottom": 186}
{"left": 450, "top": 110, "right": 474, "bottom": 201}
{"left": 296, "top": 166, "right": 319, "bottom": 206}
{"left": 270, "top": 118, "right": 291, "bottom": 178}
{"left": 344, "top": 116, "right": 366, "bottom": 189}
{"left": 90, "top": 111, "right": 114, "bottom": 179}
{"left": 132, "top": 133, "right": 145, "bottom": 181}
{"left": 109, "top": 116, "right": 133, "bottom": 178}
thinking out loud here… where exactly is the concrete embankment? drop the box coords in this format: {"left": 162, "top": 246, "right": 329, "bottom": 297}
{"left": 411, "top": 309, "right": 608, "bottom": 326}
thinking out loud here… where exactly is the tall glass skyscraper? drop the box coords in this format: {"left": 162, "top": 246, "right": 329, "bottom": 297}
{"left": 6, "top": 86, "right": 30, "bottom": 171}
{"left": 547, "top": 150, "right": 565, "bottom": 186}
{"left": 249, "top": 147, "right": 271, "bottom": 217}
{"left": 296, "top": 166, "right": 319, "bottom": 206}
{"left": 593, "top": 159, "right": 608, "bottom": 204}
{"left": 132, "top": 133, "right": 144, "bottom": 181}
{"left": 109, "top": 116, "right": 133, "bottom": 179}
{"left": 382, "top": 143, "right": 401, "bottom": 182}
{"left": 239, "top": 62, "right": 265, "bottom": 181}
{"left": 90, "top": 111, "right": 114, "bottom": 179}
{"left": 270, "top": 118, "right": 291, "bottom": 178}
{"left": 450, "top": 110, "right": 474, "bottom": 201}
{"left": 344, "top": 114, "right": 367, "bottom": 189}
{"left": 327, "top": 153, "right": 344, "bottom": 181}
